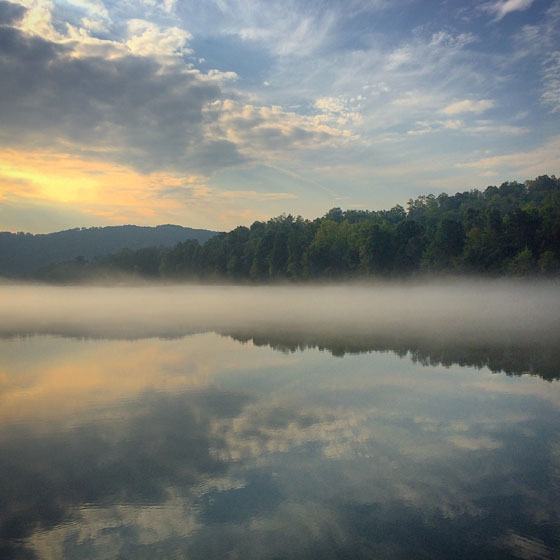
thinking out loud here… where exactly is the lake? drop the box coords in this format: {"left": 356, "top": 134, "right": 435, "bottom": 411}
{"left": 1, "top": 283, "right": 559, "bottom": 559}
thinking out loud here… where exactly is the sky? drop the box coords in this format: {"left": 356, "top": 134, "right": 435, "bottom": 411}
{"left": 0, "top": 0, "right": 559, "bottom": 233}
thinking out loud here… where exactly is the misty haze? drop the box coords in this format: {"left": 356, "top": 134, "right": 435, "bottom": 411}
{"left": 2, "top": 281, "right": 560, "bottom": 351}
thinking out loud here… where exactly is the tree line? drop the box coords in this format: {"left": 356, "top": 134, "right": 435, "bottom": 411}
{"left": 38, "top": 175, "right": 560, "bottom": 281}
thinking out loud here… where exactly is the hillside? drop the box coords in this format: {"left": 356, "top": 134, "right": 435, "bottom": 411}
{"left": 0, "top": 225, "right": 216, "bottom": 277}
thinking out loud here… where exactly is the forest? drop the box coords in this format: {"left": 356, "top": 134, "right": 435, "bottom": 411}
{"left": 37, "top": 175, "right": 560, "bottom": 281}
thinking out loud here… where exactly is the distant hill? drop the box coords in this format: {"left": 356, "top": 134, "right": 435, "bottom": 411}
{"left": 0, "top": 225, "right": 217, "bottom": 276}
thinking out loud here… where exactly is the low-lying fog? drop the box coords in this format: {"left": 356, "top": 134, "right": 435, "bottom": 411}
{"left": 1, "top": 280, "right": 559, "bottom": 346}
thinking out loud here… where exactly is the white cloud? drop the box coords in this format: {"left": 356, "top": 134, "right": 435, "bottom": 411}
{"left": 213, "top": 0, "right": 389, "bottom": 59}
{"left": 483, "top": 0, "right": 535, "bottom": 21}
{"left": 393, "top": 92, "right": 440, "bottom": 109}
{"left": 406, "top": 118, "right": 526, "bottom": 137}
{"left": 313, "top": 96, "right": 363, "bottom": 128}
{"left": 126, "top": 19, "right": 192, "bottom": 58}
{"left": 542, "top": 51, "right": 560, "bottom": 112}
{"left": 314, "top": 97, "right": 346, "bottom": 114}
{"left": 220, "top": 1, "right": 339, "bottom": 57}
{"left": 205, "top": 100, "right": 357, "bottom": 162}
{"left": 254, "top": 26, "right": 487, "bottom": 155}
{"left": 406, "top": 120, "right": 463, "bottom": 136}
{"left": 511, "top": 2, "right": 560, "bottom": 113}
{"left": 80, "top": 16, "right": 108, "bottom": 33}
{"left": 429, "top": 31, "right": 476, "bottom": 49}
{"left": 204, "top": 69, "right": 238, "bottom": 83}
{"left": 442, "top": 99, "right": 495, "bottom": 115}
{"left": 141, "top": 0, "right": 176, "bottom": 13}
{"left": 385, "top": 46, "right": 412, "bottom": 70}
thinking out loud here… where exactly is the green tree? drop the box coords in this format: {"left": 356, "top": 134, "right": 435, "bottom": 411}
{"left": 508, "top": 248, "right": 535, "bottom": 276}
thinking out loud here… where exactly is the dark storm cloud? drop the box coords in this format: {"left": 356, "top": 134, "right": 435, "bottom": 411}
{"left": 0, "top": 24, "right": 244, "bottom": 172}
{"left": 0, "top": 1, "right": 25, "bottom": 25}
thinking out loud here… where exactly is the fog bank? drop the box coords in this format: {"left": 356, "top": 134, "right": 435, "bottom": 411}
{"left": 1, "top": 280, "right": 559, "bottom": 345}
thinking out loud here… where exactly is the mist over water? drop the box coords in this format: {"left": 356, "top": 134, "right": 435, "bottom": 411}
{"left": 2, "top": 280, "right": 560, "bottom": 378}
{"left": 1, "top": 279, "right": 559, "bottom": 341}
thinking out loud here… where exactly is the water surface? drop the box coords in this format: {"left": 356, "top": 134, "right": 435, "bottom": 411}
{"left": 1, "top": 283, "right": 559, "bottom": 559}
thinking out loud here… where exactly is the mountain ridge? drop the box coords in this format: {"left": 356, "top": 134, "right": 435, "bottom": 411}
{"left": 0, "top": 224, "right": 217, "bottom": 276}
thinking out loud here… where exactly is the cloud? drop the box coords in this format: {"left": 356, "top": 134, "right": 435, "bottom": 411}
{"left": 442, "top": 99, "right": 495, "bottom": 115}
{"left": 0, "top": 148, "right": 200, "bottom": 221}
{"left": 270, "top": 27, "right": 488, "bottom": 144}
{"left": 313, "top": 96, "right": 363, "bottom": 127}
{"left": 0, "top": 22, "right": 241, "bottom": 174}
{"left": 0, "top": 0, "right": 25, "bottom": 24}
{"left": 458, "top": 135, "right": 560, "bottom": 176}
{"left": 511, "top": 2, "right": 560, "bottom": 114}
{"left": 141, "top": 0, "right": 176, "bottom": 13}
{"left": 125, "top": 18, "right": 192, "bottom": 58}
{"left": 206, "top": 0, "right": 342, "bottom": 57}
{"left": 205, "top": 100, "right": 356, "bottom": 162}
{"left": 483, "top": 0, "right": 535, "bottom": 21}
{"left": 385, "top": 46, "right": 413, "bottom": 70}
{"left": 64, "top": 0, "right": 109, "bottom": 20}
{"left": 0, "top": 2, "right": 358, "bottom": 207}
{"left": 0, "top": 148, "right": 299, "bottom": 231}
{"left": 159, "top": 174, "right": 297, "bottom": 204}
{"left": 392, "top": 92, "right": 439, "bottom": 109}
{"left": 542, "top": 50, "right": 560, "bottom": 112}
{"left": 406, "top": 118, "right": 527, "bottom": 137}
{"left": 314, "top": 96, "right": 347, "bottom": 114}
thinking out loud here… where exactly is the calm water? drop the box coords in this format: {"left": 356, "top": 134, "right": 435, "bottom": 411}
{"left": 1, "top": 284, "right": 560, "bottom": 559}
